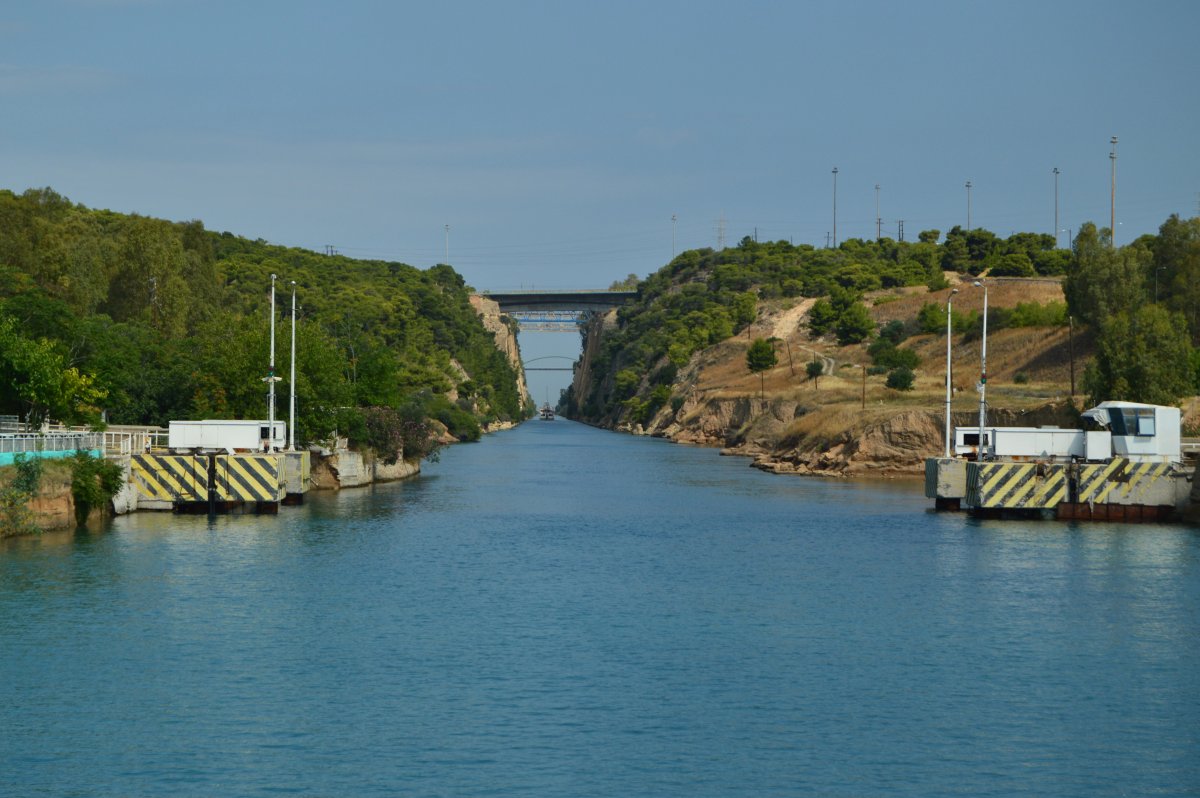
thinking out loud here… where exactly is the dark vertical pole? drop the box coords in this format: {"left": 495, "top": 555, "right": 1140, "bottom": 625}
{"left": 1068, "top": 315, "right": 1075, "bottom": 399}
{"left": 207, "top": 453, "right": 217, "bottom": 518}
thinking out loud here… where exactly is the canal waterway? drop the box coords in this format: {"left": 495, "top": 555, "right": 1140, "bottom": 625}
{"left": 2, "top": 421, "right": 1198, "bottom": 797}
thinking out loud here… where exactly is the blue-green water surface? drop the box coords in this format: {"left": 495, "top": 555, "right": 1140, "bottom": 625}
{"left": 2, "top": 421, "right": 1198, "bottom": 796}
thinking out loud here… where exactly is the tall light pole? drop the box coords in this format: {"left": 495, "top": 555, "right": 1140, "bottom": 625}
{"left": 288, "top": 280, "right": 297, "bottom": 451}
{"left": 1052, "top": 167, "right": 1060, "bottom": 246}
{"left": 830, "top": 164, "right": 840, "bottom": 246}
{"left": 965, "top": 180, "right": 973, "bottom": 230}
{"left": 444, "top": 224, "right": 450, "bottom": 264}
{"left": 944, "top": 288, "right": 959, "bottom": 458}
{"left": 974, "top": 279, "right": 988, "bottom": 459}
{"left": 262, "top": 273, "right": 281, "bottom": 452}
{"left": 1109, "top": 136, "right": 1118, "bottom": 248}
{"left": 671, "top": 213, "right": 677, "bottom": 259}
{"left": 875, "top": 184, "right": 881, "bottom": 240}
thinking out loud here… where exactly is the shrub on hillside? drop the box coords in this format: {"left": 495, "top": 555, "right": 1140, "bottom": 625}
{"left": 885, "top": 366, "right": 915, "bottom": 391}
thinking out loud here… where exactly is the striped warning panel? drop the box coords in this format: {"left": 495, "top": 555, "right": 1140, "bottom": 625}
{"left": 214, "top": 455, "right": 284, "bottom": 502}
{"left": 131, "top": 454, "right": 209, "bottom": 501}
{"left": 1076, "top": 458, "right": 1175, "bottom": 505}
{"left": 966, "top": 461, "right": 1067, "bottom": 510}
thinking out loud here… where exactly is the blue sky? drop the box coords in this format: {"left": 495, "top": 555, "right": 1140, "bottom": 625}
{"left": 4, "top": 0, "right": 1198, "bottom": 399}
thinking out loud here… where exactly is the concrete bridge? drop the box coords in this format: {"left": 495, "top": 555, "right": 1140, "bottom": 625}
{"left": 482, "top": 289, "right": 637, "bottom": 332}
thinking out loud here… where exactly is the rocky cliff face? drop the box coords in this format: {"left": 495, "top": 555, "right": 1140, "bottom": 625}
{"left": 571, "top": 309, "right": 619, "bottom": 413}
{"left": 470, "top": 295, "right": 529, "bottom": 404}
{"left": 647, "top": 393, "right": 1080, "bottom": 477}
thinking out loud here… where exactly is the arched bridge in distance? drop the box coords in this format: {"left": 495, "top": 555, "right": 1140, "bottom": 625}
{"left": 482, "top": 289, "right": 638, "bottom": 333}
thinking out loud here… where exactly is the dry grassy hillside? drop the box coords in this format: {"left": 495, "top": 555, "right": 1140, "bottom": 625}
{"left": 650, "top": 276, "right": 1105, "bottom": 476}
{"left": 691, "top": 277, "right": 1083, "bottom": 410}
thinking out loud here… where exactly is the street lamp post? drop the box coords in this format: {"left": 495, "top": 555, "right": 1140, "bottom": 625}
{"left": 1110, "top": 136, "right": 1118, "bottom": 248}
{"left": 1053, "top": 167, "right": 1060, "bottom": 246}
{"left": 289, "top": 280, "right": 297, "bottom": 451}
{"left": 944, "top": 288, "right": 959, "bottom": 458}
{"left": 875, "top": 184, "right": 881, "bottom": 241}
{"left": 444, "top": 224, "right": 450, "bottom": 264}
{"left": 965, "top": 180, "right": 973, "bottom": 230}
{"left": 671, "top": 214, "right": 677, "bottom": 259}
{"left": 974, "top": 280, "right": 988, "bottom": 459}
{"left": 831, "top": 167, "right": 839, "bottom": 247}
{"left": 262, "top": 274, "right": 281, "bottom": 452}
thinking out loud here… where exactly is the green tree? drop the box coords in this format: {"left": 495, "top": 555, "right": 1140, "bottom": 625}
{"left": 1082, "top": 305, "right": 1194, "bottom": 406}
{"left": 808, "top": 299, "right": 838, "bottom": 336}
{"left": 746, "top": 338, "right": 777, "bottom": 401}
{"left": 988, "top": 253, "right": 1036, "bottom": 277}
{"left": 0, "top": 314, "right": 106, "bottom": 426}
{"left": 1151, "top": 214, "right": 1200, "bottom": 342}
{"left": 805, "top": 359, "right": 823, "bottom": 388}
{"left": 70, "top": 451, "right": 124, "bottom": 526}
{"left": 835, "top": 302, "right": 874, "bottom": 345}
{"left": 886, "top": 366, "right": 915, "bottom": 391}
{"left": 1065, "top": 223, "right": 1149, "bottom": 325}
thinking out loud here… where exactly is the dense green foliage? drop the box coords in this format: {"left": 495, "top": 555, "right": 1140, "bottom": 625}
{"left": 0, "top": 455, "right": 43, "bottom": 537}
{"left": 69, "top": 451, "right": 124, "bottom": 526}
{"left": 1066, "top": 219, "right": 1200, "bottom": 404}
{"left": 0, "top": 188, "right": 525, "bottom": 455}
{"left": 1082, "top": 305, "right": 1195, "bottom": 407}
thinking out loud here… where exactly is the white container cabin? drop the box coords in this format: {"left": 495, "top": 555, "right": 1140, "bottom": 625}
{"left": 954, "top": 402, "right": 1181, "bottom": 464}
{"left": 168, "top": 420, "right": 287, "bottom": 453}
{"left": 1080, "top": 402, "right": 1181, "bottom": 463}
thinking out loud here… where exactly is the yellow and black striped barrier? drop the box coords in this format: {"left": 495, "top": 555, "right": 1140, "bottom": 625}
{"left": 131, "top": 454, "right": 209, "bottom": 502}
{"left": 213, "top": 454, "right": 283, "bottom": 503}
{"left": 131, "top": 453, "right": 284, "bottom": 505}
{"left": 1073, "top": 458, "right": 1175, "bottom": 505}
{"left": 966, "top": 461, "right": 1067, "bottom": 510}
{"left": 965, "top": 457, "right": 1182, "bottom": 515}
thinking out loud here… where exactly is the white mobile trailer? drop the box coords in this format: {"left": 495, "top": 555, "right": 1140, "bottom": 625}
{"left": 954, "top": 427, "right": 1113, "bottom": 461}
{"left": 954, "top": 402, "right": 1182, "bottom": 464}
{"left": 168, "top": 420, "right": 286, "bottom": 452}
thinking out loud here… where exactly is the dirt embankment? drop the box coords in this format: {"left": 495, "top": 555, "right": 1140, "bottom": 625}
{"left": 593, "top": 277, "right": 1114, "bottom": 478}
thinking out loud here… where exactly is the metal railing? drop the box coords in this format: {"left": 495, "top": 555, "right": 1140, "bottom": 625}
{"left": 0, "top": 432, "right": 104, "bottom": 455}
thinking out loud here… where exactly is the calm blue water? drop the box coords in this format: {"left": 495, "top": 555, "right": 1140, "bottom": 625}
{"left": 2, "top": 421, "right": 1198, "bottom": 797}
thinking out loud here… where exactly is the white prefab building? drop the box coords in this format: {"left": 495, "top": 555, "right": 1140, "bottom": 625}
{"left": 1081, "top": 402, "right": 1181, "bottom": 463}
{"left": 955, "top": 426, "right": 1113, "bottom": 461}
{"left": 168, "top": 420, "right": 287, "bottom": 452}
{"left": 954, "top": 402, "right": 1182, "bottom": 464}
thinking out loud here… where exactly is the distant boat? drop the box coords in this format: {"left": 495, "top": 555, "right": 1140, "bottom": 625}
{"left": 539, "top": 403, "right": 555, "bottom": 420}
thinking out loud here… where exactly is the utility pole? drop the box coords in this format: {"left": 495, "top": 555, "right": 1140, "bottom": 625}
{"left": 897, "top": 220, "right": 904, "bottom": 242}
{"left": 1110, "top": 136, "right": 1118, "bottom": 248}
{"left": 671, "top": 213, "right": 677, "bottom": 259}
{"left": 444, "top": 224, "right": 449, "bottom": 264}
{"left": 717, "top": 212, "right": 726, "bottom": 250}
